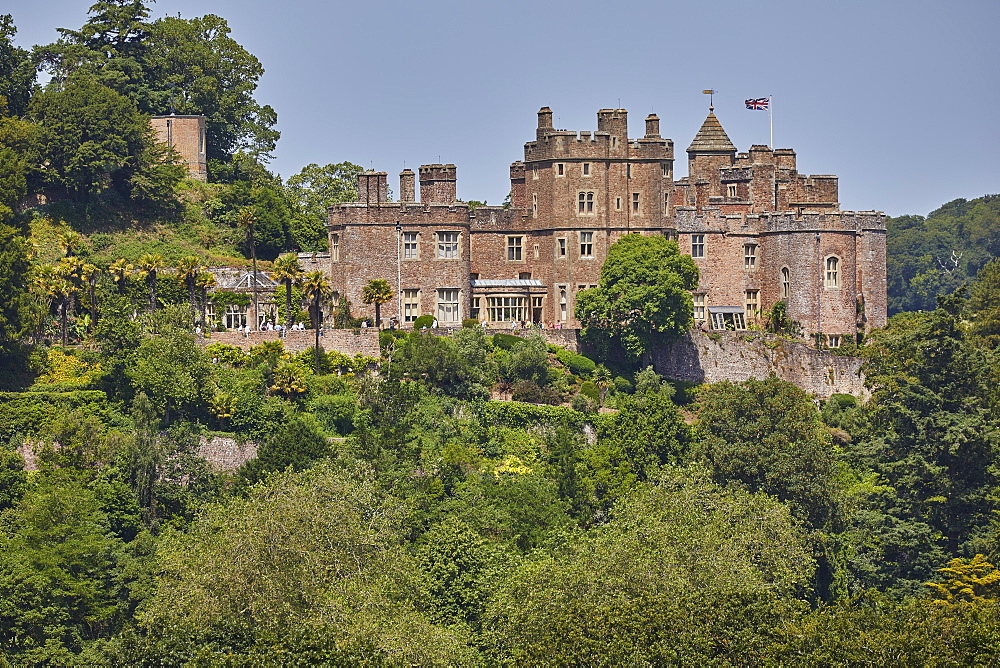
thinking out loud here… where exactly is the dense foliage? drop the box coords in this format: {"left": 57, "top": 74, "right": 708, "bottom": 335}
{"left": 2, "top": 4, "right": 1000, "bottom": 663}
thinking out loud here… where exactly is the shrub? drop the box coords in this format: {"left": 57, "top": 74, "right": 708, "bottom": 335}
{"left": 205, "top": 342, "right": 248, "bottom": 366}
{"left": 462, "top": 318, "right": 480, "bottom": 329}
{"left": 579, "top": 380, "right": 600, "bottom": 402}
{"left": 492, "top": 333, "right": 521, "bottom": 350}
{"left": 556, "top": 349, "right": 596, "bottom": 376}
{"left": 413, "top": 315, "right": 435, "bottom": 329}
{"left": 613, "top": 376, "right": 633, "bottom": 394}
{"left": 512, "top": 380, "right": 560, "bottom": 405}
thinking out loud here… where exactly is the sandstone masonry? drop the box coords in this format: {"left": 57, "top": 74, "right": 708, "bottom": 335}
{"left": 327, "top": 106, "right": 887, "bottom": 348}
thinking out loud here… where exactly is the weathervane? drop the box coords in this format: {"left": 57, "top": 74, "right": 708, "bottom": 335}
{"left": 702, "top": 89, "right": 717, "bottom": 110}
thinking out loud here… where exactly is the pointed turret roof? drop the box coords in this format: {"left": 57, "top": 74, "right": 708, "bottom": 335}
{"left": 686, "top": 108, "right": 736, "bottom": 153}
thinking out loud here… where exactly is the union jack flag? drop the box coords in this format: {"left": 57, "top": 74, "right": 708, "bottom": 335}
{"left": 745, "top": 97, "right": 770, "bottom": 110}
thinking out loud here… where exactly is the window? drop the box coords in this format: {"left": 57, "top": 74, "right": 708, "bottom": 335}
{"left": 558, "top": 238, "right": 567, "bottom": 257}
{"left": 580, "top": 231, "right": 594, "bottom": 257}
{"left": 331, "top": 233, "right": 340, "bottom": 261}
{"left": 402, "top": 289, "right": 420, "bottom": 323}
{"left": 693, "top": 294, "right": 706, "bottom": 322}
{"left": 470, "top": 297, "right": 480, "bottom": 320}
{"left": 711, "top": 310, "right": 745, "bottom": 331}
{"left": 661, "top": 162, "right": 670, "bottom": 178}
{"left": 582, "top": 163, "right": 591, "bottom": 176}
{"left": 691, "top": 234, "right": 705, "bottom": 258}
{"left": 518, "top": 272, "right": 532, "bottom": 280}
{"left": 825, "top": 256, "right": 840, "bottom": 288}
{"left": 403, "top": 232, "right": 418, "bottom": 259}
{"left": 745, "top": 290, "right": 759, "bottom": 315}
{"left": 827, "top": 334, "right": 841, "bottom": 348}
{"left": 578, "top": 191, "right": 595, "bottom": 214}
{"left": 611, "top": 136, "right": 617, "bottom": 148}
{"left": 727, "top": 183, "right": 738, "bottom": 198}
{"left": 632, "top": 193, "right": 640, "bottom": 213}
{"left": 663, "top": 192, "right": 670, "bottom": 214}
{"left": 532, "top": 193, "right": 538, "bottom": 217}
{"left": 626, "top": 164, "right": 632, "bottom": 178}
{"left": 436, "top": 289, "right": 460, "bottom": 323}
{"left": 559, "top": 287, "right": 568, "bottom": 321}
{"left": 532, "top": 165, "right": 538, "bottom": 180}
{"left": 507, "top": 236, "right": 523, "bottom": 261}
{"left": 556, "top": 163, "right": 565, "bottom": 176}
{"left": 488, "top": 296, "right": 526, "bottom": 322}
{"left": 781, "top": 267, "right": 790, "bottom": 299}
{"left": 744, "top": 243, "right": 757, "bottom": 270}
{"left": 533, "top": 243, "right": 540, "bottom": 259}
{"left": 532, "top": 296, "right": 543, "bottom": 322}
{"left": 437, "top": 231, "right": 459, "bottom": 259}
{"left": 615, "top": 197, "right": 622, "bottom": 211}
{"left": 224, "top": 304, "right": 246, "bottom": 330}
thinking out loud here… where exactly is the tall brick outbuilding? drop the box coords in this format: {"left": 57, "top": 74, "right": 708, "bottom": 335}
{"left": 327, "top": 106, "right": 886, "bottom": 345}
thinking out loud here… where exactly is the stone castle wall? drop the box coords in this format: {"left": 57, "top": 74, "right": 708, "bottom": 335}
{"left": 651, "top": 331, "right": 867, "bottom": 399}
{"left": 201, "top": 329, "right": 381, "bottom": 356}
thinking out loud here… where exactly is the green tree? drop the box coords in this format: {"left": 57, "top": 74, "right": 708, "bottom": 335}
{"left": 694, "top": 376, "right": 840, "bottom": 530}
{"left": 283, "top": 161, "right": 362, "bottom": 250}
{"left": 128, "top": 464, "right": 475, "bottom": 664}
{"left": 301, "top": 270, "right": 332, "bottom": 372}
{"left": 0, "top": 474, "right": 126, "bottom": 661}
{"left": 26, "top": 76, "right": 173, "bottom": 202}
{"left": 361, "top": 278, "right": 393, "bottom": 328}
{"left": 125, "top": 318, "right": 213, "bottom": 422}
{"left": 0, "top": 222, "right": 30, "bottom": 360}
{"left": 483, "top": 467, "right": 813, "bottom": 664}
{"left": 967, "top": 258, "right": 1000, "bottom": 348}
{"left": 271, "top": 253, "right": 303, "bottom": 330}
{"left": 575, "top": 233, "right": 699, "bottom": 361}
{"left": 0, "top": 15, "right": 35, "bottom": 117}
{"left": 859, "top": 296, "right": 1000, "bottom": 556}
{"left": 135, "top": 253, "right": 164, "bottom": 314}
{"left": 173, "top": 256, "right": 203, "bottom": 324}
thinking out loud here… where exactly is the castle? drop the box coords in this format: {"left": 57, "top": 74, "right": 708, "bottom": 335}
{"left": 325, "top": 105, "right": 886, "bottom": 345}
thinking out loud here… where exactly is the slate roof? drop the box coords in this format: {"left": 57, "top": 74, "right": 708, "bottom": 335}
{"left": 686, "top": 109, "right": 737, "bottom": 154}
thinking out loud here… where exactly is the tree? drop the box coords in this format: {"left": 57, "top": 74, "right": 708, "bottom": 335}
{"left": 236, "top": 207, "right": 259, "bottom": 326}
{"left": 26, "top": 77, "right": 158, "bottom": 201}
{"left": 483, "top": 467, "right": 813, "bottom": 664}
{"left": 125, "top": 318, "right": 213, "bottom": 423}
{"left": 301, "top": 270, "right": 332, "bottom": 372}
{"left": 694, "top": 376, "right": 840, "bottom": 530}
{"left": 362, "top": 278, "right": 393, "bottom": 328}
{"left": 135, "top": 253, "right": 164, "bottom": 314}
{"left": 174, "top": 256, "right": 203, "bottom": 324}
{"left": 0, "top": 15, "right": 34, "bottom": 117}
{"left": 967, "top": 258, "right": 1000, "bottom": 348}
{"left": 283, "top": 162, "right": 362, "bottom": 250}
{"left": 127, "top": 464, "right": 475, "bottom": 664}
{"left": 0, "top": 223, "right": 30, "bottom": 358}
{"left": 575, "top": 234, "right": 698, "bottom": 361}
{"left": 271, "top": 253, "right": 303, "bottom": 330}
{"left": 859, "top": 296, "right": 1000, "bottom": 556}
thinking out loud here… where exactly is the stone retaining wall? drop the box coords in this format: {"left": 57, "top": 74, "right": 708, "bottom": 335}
{"left": 200, "top": 329, "right": 380, "bottom": 356}
{"left": 652, "top": 331, "right": 867, "bottom": 399}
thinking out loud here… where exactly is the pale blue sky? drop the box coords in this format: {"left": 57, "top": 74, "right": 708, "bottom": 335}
{"left": 7, "top": 0, "right": 999, "bottom": 216}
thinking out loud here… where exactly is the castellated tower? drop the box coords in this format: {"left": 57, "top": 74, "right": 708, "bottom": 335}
{"left": 323, "top": 105, "right": 886, "bottom": 343}
{"left": 150, "top": 114, "right": 207, "bottom": 181}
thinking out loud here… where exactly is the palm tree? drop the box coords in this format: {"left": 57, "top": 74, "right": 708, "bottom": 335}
{"left": 195, "top": 270, "right": 217, "bottom": 329}
{"left": 593, "top": 364, "right": 613, "bottom": 408}
{"left": 80, "top": 262, "right": 100, "bottom": 329}
{"left": 301, "top": 270, "right": 332, "bottom": 373}
{"left": 175, "top": 256, "right": 204, "bottom": 324}
{"left": 58, "top": 230, "right": 82, "bottom": 258}
{"left": 362, "top": 279, "right": 394, "bottom": 329}
{"left": 237, "top": 207, "right": 259, "bottom": 328}
{"left": 36, "top": 265, "right": 76, "bottom": 346}
{"left": 272, "top": 253, "right": 303, "bottom": 330}
{"left": 136, "top": 253, "right": 166, "bottom": 315}
{"left": 109, "top": 258, "right": 133, "bottom": 295}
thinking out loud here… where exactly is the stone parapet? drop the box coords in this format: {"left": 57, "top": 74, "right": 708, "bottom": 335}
{"left": 200, "top": 329, "right": 380, "bottom": 356}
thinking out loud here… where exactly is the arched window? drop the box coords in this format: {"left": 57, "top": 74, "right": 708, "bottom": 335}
{"left": 825, "top": 256, "right": 840, "bottom": 289}
{"left": 780, "top": 267, "right": 790, "bottom": 299}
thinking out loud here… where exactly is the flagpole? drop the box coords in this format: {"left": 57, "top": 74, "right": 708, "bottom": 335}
{"left": 769, "top": 95, "right": 773, "bottom": 148}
